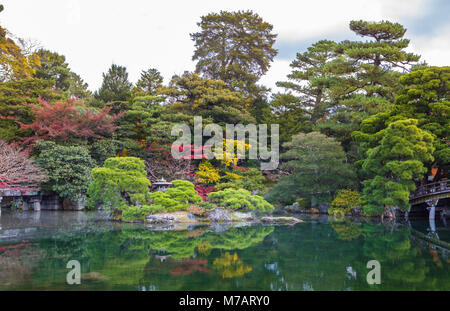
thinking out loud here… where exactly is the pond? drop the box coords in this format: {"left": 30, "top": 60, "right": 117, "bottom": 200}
{"left": 0, "top": 210, "right": 448, "bottom": 291}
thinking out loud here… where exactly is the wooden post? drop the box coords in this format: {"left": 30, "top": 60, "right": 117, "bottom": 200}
{"left": 426, "top": 199, "right": 439, "bottom": 237}
{"left": 426, "top": 199, "right": 438, "bottom": 220}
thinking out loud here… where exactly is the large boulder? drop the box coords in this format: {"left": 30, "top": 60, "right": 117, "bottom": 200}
{"left": 208, "top": 208, "right": 232, "bottom": 222}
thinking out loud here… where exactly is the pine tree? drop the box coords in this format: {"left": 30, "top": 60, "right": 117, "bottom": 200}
{"left": 356, "top": 119, "right": 434, "bottom": 216}
{"left": 315, "top": 20, "right": 420, "bottom": 155}
{"left": 163, "top": 72, "right": 255, "bottom": 125}
{"left": 136, "top": 68, "right": 163, "bottom": 95}
{"left": 96, "top": 64, "right": 132, "bottom": 103}
{"left": 191, "top": 10, "right": 277, "bottom": 94}
{"left": 264, "top": 132, "right": 356, "bottom": 206}
{"left": 271, "top": 40, "right": 340, "bottom": 143}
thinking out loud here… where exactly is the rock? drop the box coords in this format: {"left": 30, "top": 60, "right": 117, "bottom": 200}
{"left": 146, "top": 214, "right": 175, "bottom": 224}
{"left": 186, "top": 213, "right": 196, "bottom": 220}
{"left": 309, "top": 208, "right": 320, "bottom": 214}
{"left": 232, "top": 212, "right": 254, "bottom": 221}
{"left": 81, "top": 272, "right": 107, "bottom": 282}
{"left": 260, "top": 216, "right": 303, "bottom": 224}
{"left": 62, "top": 197, "right": 85, "bottom": 211}
{"left": 283, "top": 202, "right": 303, "bottom": 213}
{"left": 208, "top": 208, "right": 232, "bottom": 222}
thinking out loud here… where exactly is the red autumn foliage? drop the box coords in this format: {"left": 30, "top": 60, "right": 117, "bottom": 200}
{"left": 231, "top": 165, "right": 250, "bottom": 171}
{"left": 195, "top": 184, "right": 215, "bottom": 201}
{"left": 18, "top": 98, "right": 123, "bottom": 145}
{"left": 172, "top": 144, "right": 212, "bottom": 160}
{"left": 170, "top": 258, "right": 211, "bottom": 276}
{"left": 0, "top": 139, "right": 47, "bottom": 191}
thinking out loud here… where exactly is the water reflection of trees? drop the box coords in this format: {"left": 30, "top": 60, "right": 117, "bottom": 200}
{"left": 0, "top": 242, "right": 45, "bottom": 289}
{"left": 2, "top": 220, "right": 448, "bottom": 290}
{"left": 353, "top": 223, "right": 449, "bottom": 290}
{"left": 21, "top": 225, "right": 273, "bottom": 290}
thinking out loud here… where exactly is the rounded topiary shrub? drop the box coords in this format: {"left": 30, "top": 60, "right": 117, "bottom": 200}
{"left": 87, "top": 157, "right": 151, "bottom": 211}
{"left": 208, "top": 188, "right": 274, "bottom": 214}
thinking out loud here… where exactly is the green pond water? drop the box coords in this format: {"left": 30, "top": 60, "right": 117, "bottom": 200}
{"left": 0, "top": 210, "right": 448, "bottom": 291}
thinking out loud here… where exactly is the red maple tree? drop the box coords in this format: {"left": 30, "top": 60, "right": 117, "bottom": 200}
{"left": 18, "top": 98, "right": 123, "bottom": 145}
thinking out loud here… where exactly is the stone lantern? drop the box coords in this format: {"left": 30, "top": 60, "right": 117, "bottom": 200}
{"left": 152, "top": 178, "right": 172, "bottom": 192}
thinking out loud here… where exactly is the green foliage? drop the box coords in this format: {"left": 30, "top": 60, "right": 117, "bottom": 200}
{"left": 208, "top": 188, "right": 274, "bottom": 214}
{"left": 95, "top": 64, "right": 132, "bottom": 103}
{"left": 163, "top": 72, "right": 255, "bottom": 125}
{"left": 0, "top": 78, "right": 65, "bottom": 141}
{"left": 216, "top": 168, "right": 266, "bottom": 192}
{"left": 87, "top": 157, "right": 151, "bottom": 210}
{"left": 149, "top": 180, "right": 203, "bottom": 212}
{"left": 119, "top": 204, "right": 164, "bottom": 222}
{"left": 392, "top": 66, "right": 449, "bottom": 166}
{"left": 316, "top": 21, "right": 417, "bottom": 156}
{"left": 271, "top": 40, "right": 339, "bottom": 143}
{"left": 35, "top": 141, "right": 95, "bottom": 201}
{"left": 115, "top": 95, "right": 188, "bottom": 156}
{"left": 356, "top": 119, "right": 434, "bottom": 215}
{"left": 88, "top": 139, "right": 122, "bottom": 165}
{"left": 135, "top": 68, "right": 163, "bottom": 95}
{"left": 34, "top": 49, "right": 90, "bottom": 98}
{"left": 329, "top": 189, "right": 363, "bottom": 217}
{"left": 265, "top": 132, "right": 356, "bottom": 206}
{"left": 191, "top": 10, "right": 277, "bottom": 94}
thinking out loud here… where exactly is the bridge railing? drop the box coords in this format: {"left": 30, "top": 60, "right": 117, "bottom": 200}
{"left": 411, "top": 180, "right": 449, "bottom": 199}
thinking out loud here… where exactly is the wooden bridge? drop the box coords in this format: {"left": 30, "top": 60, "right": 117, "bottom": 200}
{"left": 410, "top": 180, "right": 450, "bottom": 205}
{"left": 409, "top": 180, "right": 449, "bottom": 221}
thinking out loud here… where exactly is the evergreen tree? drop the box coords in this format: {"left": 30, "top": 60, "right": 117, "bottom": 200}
{"left": 315, "top": 20, "right": 420, "bottom": 155}
{"left": 95, "top": 64, "right": 132, "bottom": 103}
{"left": 354, "top": 66, "right": 449, "bottom": 183}
{"left": 265, "top": 132, "right": 356, "bottom": 206}
{"left": 393, "top": 66, "right": 449, "bottom": 173}
{"left": 163, "top": 72, "right": 255, "bottom": 125}
{"left": 0, "top": 78, "right": 65, "bottom": 141}
{"left": 271, "top": 40, "right": 340, "bottom": 143}
{"left": 191, "top": 10, "right": 277, "bottom": 94}
{"left": 355, "top": 119, "right": 434, "bottom": 216}
{"left": 34, "top": 49, "right": 90, "bottom": 98}
{"left": 136, "top": 68, "right": 163, "bottom": 95}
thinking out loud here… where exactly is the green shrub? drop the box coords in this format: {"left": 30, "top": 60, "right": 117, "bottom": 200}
{"left": 208, "top": 188, "right": 274, "bottom": 214}
{"left": 149, "top": 180, "right": 203, "bottom": 212}
{"left": 120, "top": 204, "right": 165, "bottom": 222}
{"left": 35, "top": 141, "right": 95, "bottom": 201}
{"left": 87, "top": 157, "right": 151, "bottom": 210}
{"left": 215, "top": 168, "right": 266, "bottom": 192}
{"left": 329, "top": 189, "right": 363, "bottom": 217}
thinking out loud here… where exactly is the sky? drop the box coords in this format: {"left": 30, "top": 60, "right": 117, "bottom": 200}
{"left": 1, "top": 0, "right": 449, "bottom": 93}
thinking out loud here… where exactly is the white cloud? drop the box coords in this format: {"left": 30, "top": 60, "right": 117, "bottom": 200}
{"left": 259, "top": 59, "right": 292, "bottom": 94}
{"left": 410, "top": 25, "right": 450, "bottom": 66}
